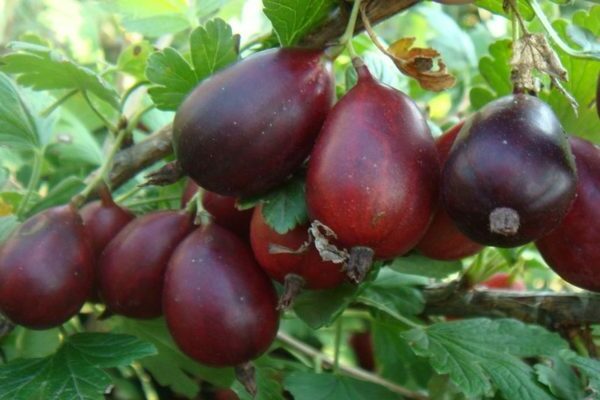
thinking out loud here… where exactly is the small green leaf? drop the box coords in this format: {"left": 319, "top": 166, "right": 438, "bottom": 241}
{"left": 357, "top": 269, "right": 425, "bottom": 319}
{"left": 0, "top": 42, "right": 119, "bottom": 109}
{"left": 117, "top": 41, "right": 153, "bottom": 80}
{"left": 114, "top": 317, "right": 234, "bottom": 398}
{"left": 0, "top": 333, "right": 156, "bottom": 400}
{"left": 535, "top": 357, "right": 585, "bottom": 400}
{"left": 240, "top": 177, "right": 307, "bottom": 234}
{"left": 390, "top": 253, "right": 462, "bottom": 279}
{"left": 190, "top": 18, "right": 239, "bottom": 81}
{"left": 146, "top": 48, "right": 197, "bottom": 111}
{"left": 293, "top": 283, "right": 361, "bottom": 329}
{"left": 468, "top": 39, "right": 512, "bottom": 110}
{"left": 402, "top": 319, "right": 568, "bottom": 399}
{"left": 284, "top": 372, "right": 398, "bottom": 400}
{"left": 263, "top": 0, "right": 335, "bottom": 46}
{"left": 0, "top": 73, "right": 40, "bottom": 151}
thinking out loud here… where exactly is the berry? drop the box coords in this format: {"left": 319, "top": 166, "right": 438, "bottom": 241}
{"left": 306, "top": 60, "right": 439, "bottom": 282}
{"left": 163, "top": 223, "right": 279, "bottom": 367}
{"left": 98, "top": 210, "right": 194, "bottom": 318}
{"left": 250, "top": 205, "right": 346, "bottom": 308}
{"left": 0, "top": 205, "right": 94, "bottom": 329}
{"left": 173, "top": 48, "right": 334, "bottom": 197}
{"left": 442, "top": 94, "right": 577, "bottom": 247}
{"left": 536, "top": 137, "right": 600, "bottom": 291}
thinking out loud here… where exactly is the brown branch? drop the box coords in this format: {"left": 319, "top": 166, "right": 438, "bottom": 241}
{"left": 300, "top": 0, "right": 421, "bottom": 48}
{"left": 422, "top": 282, "right": 600, "bottom": 329}
{"left": 109, "top": 123, "right": 173, "bottom": 189}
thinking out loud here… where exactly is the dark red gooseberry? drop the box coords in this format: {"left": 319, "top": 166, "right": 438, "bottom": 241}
{"left": 250, "top": 205, "right": 346, "bottom": 308}
{"left": 442, "top": 94, "right": 577, "bottom": 247}
{"left": 80, "top": 189, "right": 135, "bottom": 258}
{"left": 416, "top": 122, "right": 483, "bottom": 260}
{"left": 536, "top": 137, "right": 600, "bottom": 291}
{"left": 98, "top": 210, "right": 194, "bottom": 318}
{"left": 349, "top": 331, "right": 375, "bottom": 371}
{"left": 477, "top": 272, "right": 525, "bottom": 291}
{"left": 0, "top": 204, "right": 94, "bottom": 329}
{"left": 306, "top": 60, "right": 439, "bottom": 282}
{"left": 173, "top": 48, "right": 334, "bottom": 197}
{"left": 163, "top": 223, "right": 279, "bottom": 367}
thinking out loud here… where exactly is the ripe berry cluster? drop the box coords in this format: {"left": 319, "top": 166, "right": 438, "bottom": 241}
{"left": 0, "top": 47, "right": 598, "bottom": 372}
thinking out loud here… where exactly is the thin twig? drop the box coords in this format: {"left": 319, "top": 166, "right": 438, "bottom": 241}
{"left": 277, "top": 331, "right": 430, "bottom": 400}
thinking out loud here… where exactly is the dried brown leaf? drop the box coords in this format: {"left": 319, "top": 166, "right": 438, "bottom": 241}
{"left": 387, "top": 37, "right": 456, "bottom": 92}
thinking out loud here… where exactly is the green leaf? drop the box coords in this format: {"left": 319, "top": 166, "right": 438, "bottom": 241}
{"left": 284, "top": 372, "right": 398, "bottom": 400}
{"left": 190, "top": 18, "right": 239, "bottom": 81}
{"left": 0, "top": 73, "right": 40, "bottom": 151}
{"left": 293, "top": 283, "right": 361, "bottom": 329}
{"left": 390, "top": 253, "right": 462, "bottom": 279}
{"left": 263, "top": 0, "right": 335, "bottom": 46}
{"left": 117, "top": 41, "right": 153, "bottom": 80}
{"left": 468, "top": 39, "right": 512, "bottom": 110}
{"left": 540, "top": 7, "right": 600, "bottom": 142}
{"left": 402, "top": 319, "right": 569, "bottom": 399}
{"left": 114, "top": 317, "right": 234, "bottom": 398}
{"left": 0, "top": 332, "right": 156, "bottom": 400}
{"left": 474, "top": 0, "right": 534, "bottom": 21}
{"left": 146, "top": 48, "right": 197, "bottom": 111}
{"left": 45, "top": 108, "right": 103, "bottom": 167}
{"left": 240, "top": 177, "right": 308, "bottom": 234}
{"left": 372, "top": 315, "right": 432, "bottom": 386}
{"left": 535, "top": 357, "right": 585, "bottom": 400}
{"left": 0, "top": 42, "right": 119, "bottom": 109}
{"left": 357, "top": 269, "right": 425, "bottom": 319}
{"left": 561, "top": 350, "right": 600, "bottom": 393}
{"left": 146, "top": 18, "right": 238, "bottom": 111}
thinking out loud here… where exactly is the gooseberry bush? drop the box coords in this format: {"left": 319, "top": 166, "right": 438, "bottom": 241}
{"left": 0, "top": 0, "right": 600, "bottom": 399}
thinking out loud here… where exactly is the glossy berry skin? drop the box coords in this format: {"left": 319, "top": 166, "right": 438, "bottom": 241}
{"left": 81, "top": 197, "right": 134, "bottom": 258}
{"left": 173, "top": 48, "right": 334, "bottom": 197}
{"left": 478, "top": 273, "right": 526, "bottom": 291}
{"left": 250, "top": 206, "right": 346, "bottom": 289}
{"left": 306, "top": 62, "right": 439, "bottom": 259}
{"left": 99, "top": 210, "right": 194, "bottom": 318}
{"left": 416, "top": 122, "right": 483, "bottom": 260}
{"left": 442, "top": 94, "right": 576, "bottom": 247}
{"left": 0, "top": 205, "right": 94, "bottom": 329}
{"left": 536, "top": 137, "right": 600, "bottom": 291}
{"left": 163, "top": 223, "right": 279, "bottom": 367}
